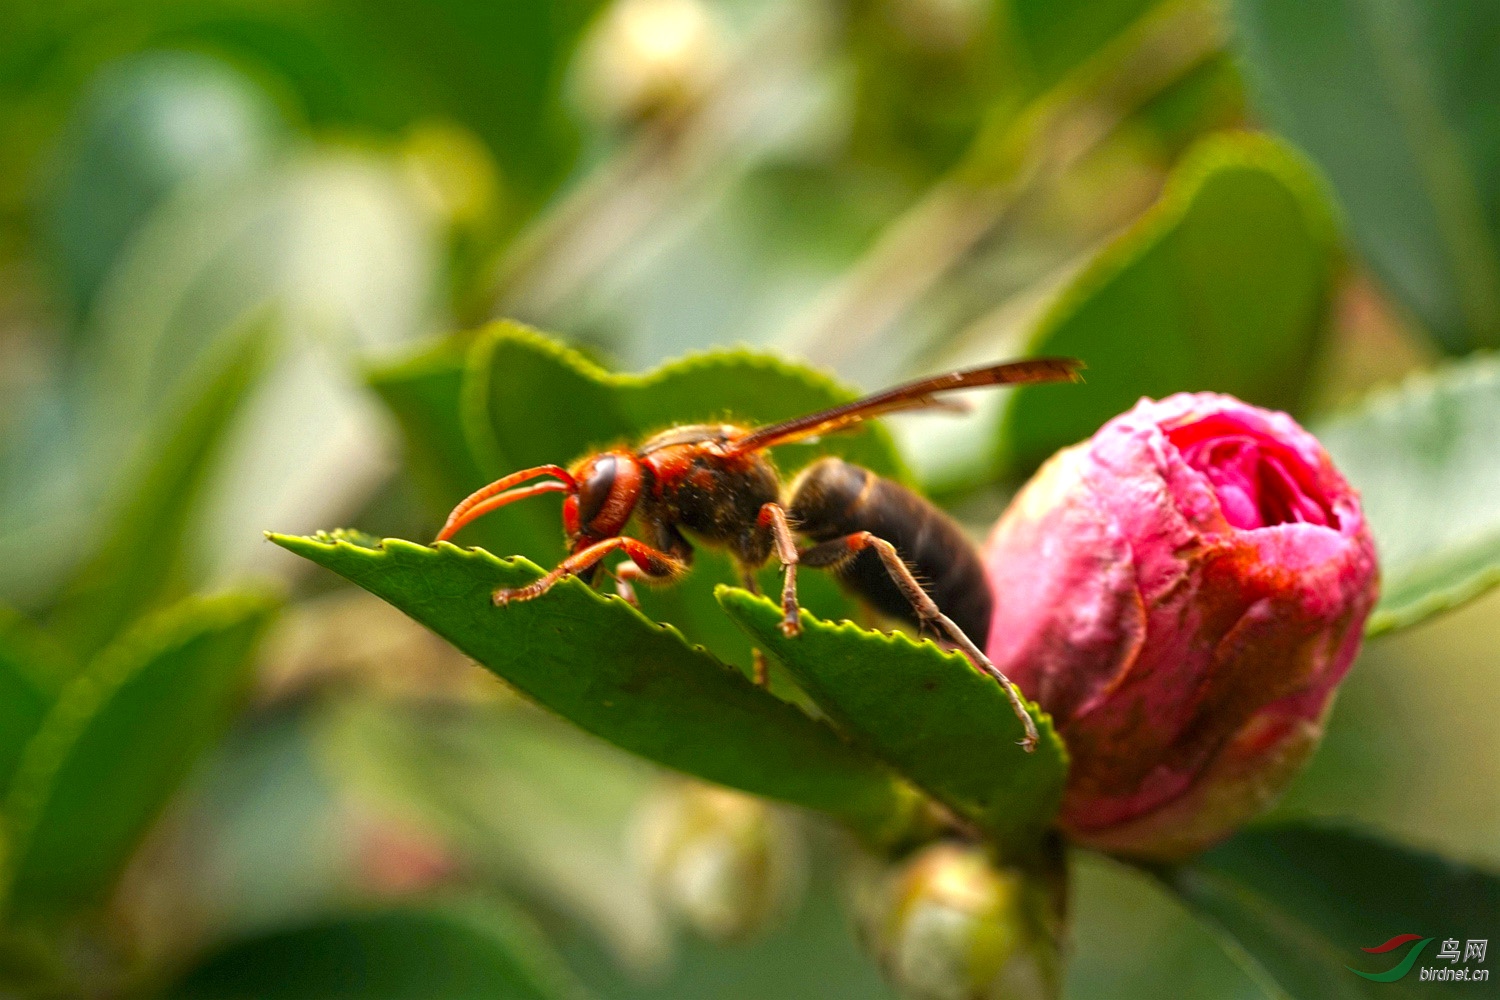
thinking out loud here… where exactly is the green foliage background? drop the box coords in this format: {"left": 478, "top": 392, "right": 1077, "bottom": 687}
{"left": 0, "top": 0, "right": 1497, "bottom": 997}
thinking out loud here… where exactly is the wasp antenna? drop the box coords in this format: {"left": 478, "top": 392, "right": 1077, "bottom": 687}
{"left": 435, "top": 465, "right": 577, "bottom": 543}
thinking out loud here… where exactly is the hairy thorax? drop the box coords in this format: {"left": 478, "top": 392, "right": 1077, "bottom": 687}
{"left": 636, "top": 424, "right": 780, "bottom": 566}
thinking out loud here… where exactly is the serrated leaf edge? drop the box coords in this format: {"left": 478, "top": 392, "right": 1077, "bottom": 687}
{"left": 281, "top": 532, "right": 762, "bottom": 679}
{"left": 459, "top": 320, "right": 913, "bottom": 481}
{"left": 272, "top": 534, "right": 935, "bottom": 844}
{"left": 713, "top": 585, "right": 1067, "bottom": 766}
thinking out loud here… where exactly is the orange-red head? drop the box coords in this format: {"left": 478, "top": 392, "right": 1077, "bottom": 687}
{"left": 563, "top": 451, "right": 643, "bottom": 548}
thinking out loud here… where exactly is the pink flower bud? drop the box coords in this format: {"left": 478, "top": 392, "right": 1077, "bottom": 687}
{"left": 983, "top": 393, "right": 1378, "bottom": 859}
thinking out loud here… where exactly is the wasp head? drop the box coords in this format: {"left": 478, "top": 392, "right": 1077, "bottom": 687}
{"left": 564, "top": 451, "right": 643, "bottom": 547}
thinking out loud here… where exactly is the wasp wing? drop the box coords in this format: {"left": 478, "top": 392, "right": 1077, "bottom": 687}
{"left": 726, "top": 357, "right": 1083, "bottom": 455}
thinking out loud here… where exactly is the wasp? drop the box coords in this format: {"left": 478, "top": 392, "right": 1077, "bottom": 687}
{"left": 435, "top": 357, "right": 1082, "bottom": 750}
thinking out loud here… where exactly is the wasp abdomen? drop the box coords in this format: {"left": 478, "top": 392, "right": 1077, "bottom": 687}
{"left": 788, "top": 457, "right": 993, "bottom": 645}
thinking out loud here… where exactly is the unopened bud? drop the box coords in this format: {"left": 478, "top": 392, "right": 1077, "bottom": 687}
{"left": 572, "top": 0, "right": 727, "bottom": 124}
{"left": 857, "top": 843, "right": 1064, "bottom": 1000}
{"left": 985, "top": 394, "right": 1379, "bottom": 858}
{"left": 631, "top": 781, "right": 805, "bottom": 943}
{"left": 399, "top": 121, "right": 500, "bottom": 228}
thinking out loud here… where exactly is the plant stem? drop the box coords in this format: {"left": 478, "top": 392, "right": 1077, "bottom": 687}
{"left": 785, "top": 1, "right": 1224, "bottom": 369}
{"left": 489, "top": 3, "right": 826, "bottom": 324}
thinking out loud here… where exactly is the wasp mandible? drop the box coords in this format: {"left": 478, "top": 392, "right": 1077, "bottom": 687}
{"left": 435, "top": 357, "right": 1083, "bottom": 750}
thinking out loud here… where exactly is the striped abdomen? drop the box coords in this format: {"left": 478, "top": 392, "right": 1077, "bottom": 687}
{"left": 787, "top": 457, "right": 993, "bottom": 645}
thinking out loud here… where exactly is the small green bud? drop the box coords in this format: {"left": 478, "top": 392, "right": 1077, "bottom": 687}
{"left": 631, "top": 781, "right": 806, "bottom": 943}
{"left": 857, "top": 843, "right": 1065, "bottom": 1000}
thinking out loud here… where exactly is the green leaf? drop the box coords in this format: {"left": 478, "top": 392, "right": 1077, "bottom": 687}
{"left": 0, "top": 609, "right": 72, "bottom": 798}
{"left": 45, "top": 324, "right": 268, "bottom": 660}
{"left": 1164, "top": 822, "right": 1500, "bottom": 999}
{"left": 717, "top": 588, "right": 1066, "bottom": 855}
{"left": 269, "top": 533, "right": 918, "bottom": 842}
{"left": 1007, "top": 0, "right": 1168, "bottom": 91}
{"left": 2, "top": 592, "right": 277, "bottom": 924}
{"left": 1230, "top": 0, "right": 1500, "bottom": 353}
{"left": 160, "top": 903, "right": 583, "bottom": 1000}
{"left": 404, "top": 321, "right": 908, "bottom": 675}
{"left": 997, "top": 133, "right": 1339, "bottom": 473}
{"left": 1313, "top": 356, "right": 1500, "bottom": 636}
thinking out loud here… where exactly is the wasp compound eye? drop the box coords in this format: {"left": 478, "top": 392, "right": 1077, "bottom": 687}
{"left": 578, "top": 454, "right": 618, "bottom": 528}
{"left": 569, "top": 452, "right": 643, "bottom": 542}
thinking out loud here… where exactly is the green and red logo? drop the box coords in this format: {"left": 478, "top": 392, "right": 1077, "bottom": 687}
{"left": 1347, "top": 934, "right": 1432, "bottom": 982}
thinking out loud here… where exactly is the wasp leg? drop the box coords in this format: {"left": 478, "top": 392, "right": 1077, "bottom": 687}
{"left": 494, "top": 537, "right": 686, "bottom": 606}
{"left": 756, "top": 502, "right": 802, "bottom": 637}
{"left": 612, "top": 560, "right": 644, "bottom": 607}
{"left": 798, "top": 531, "right": 1039, "bottom": 752}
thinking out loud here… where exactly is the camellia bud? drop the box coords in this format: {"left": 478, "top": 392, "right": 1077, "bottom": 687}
{"left": 856, "top": 842, "right": 1064, "bottom": 1000}
{"left": 984, "top": 393, "right": 1379, "bottom": 859}
{"left": 631, "top": 781, "right": 805, "bottom": 943}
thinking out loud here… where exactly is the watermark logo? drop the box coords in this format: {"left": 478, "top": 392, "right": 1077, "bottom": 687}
{"left": 1348, "top": 934, "right": 1489, "bottom": 984}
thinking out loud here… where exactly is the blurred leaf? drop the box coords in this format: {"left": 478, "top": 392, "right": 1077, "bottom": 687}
{"left": 1230, "top": 0, "right": 1500, "bottom": 353}
{"left": 321, "top": 699, "right": 670, "bottom": 970}
{"left": 160, "top": 903, "right": 583, "bottom": 1000}
{"left": 451, "top": 321, "right": 907, "bottom": 673}
{"left": 0, "top": 928, "right": 71, "bottom": 995}
{"left": 1130, "top": 52, "right": 1247, "bottom": 159}
{"left": 323, "top": 0, "right": 600, "bottom": 205}
{"left": 998, "top": 132, "right": 1338, "bottom": 472}
{"left": 84, "top": 151, "right": 437, "bottom": 418}
{"left": 270, "top": 533, "right": 918, "bottom": 843}
{"left": 46, "top": 323, "right": 268, "bottom": 660}
{"left": 1165, "top": 822, "right": 1500, "bottom": 999}
{"left": 171, "top": 702, "right": 368, "bottom": 940}
{"left": 6, "top": 1, "right": 596, "bottom": 232}
{"left": 845, "top": 0, "right": 1173, "bottom": 182}
{"left": 0, "top": 609, "right": 69, "bottom": 797}
{"left": 1006, "top": 0, "right": 1167, "bottom": 91}
{"left": 367, "top": 336, "right": 490, "bottom": 532}
{"left": 78, "top": 148, "right": 442, "bottom": 580}
{"left": 42, "top": 50, "right": 286, "bottom": 323}
{"left": 561, "top": 861, "right": 901, "bottom": 1000}
{"left": 187, "top": 0, "right": 594, "bottom": 206}
{"left": 0, "top": 607, "right": 72, "bottom": 695}
{"left": 2, "top": 592, "right": 276, "bottom": 924}
{"left": 1313, "top": 356, "right": 1500, "bottom": 636}
{"left": 718, "top": 588, "right": 1065, "bottom": 856}
{"left": 844, "top": 0, "right": 1019, "bottom": 181}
